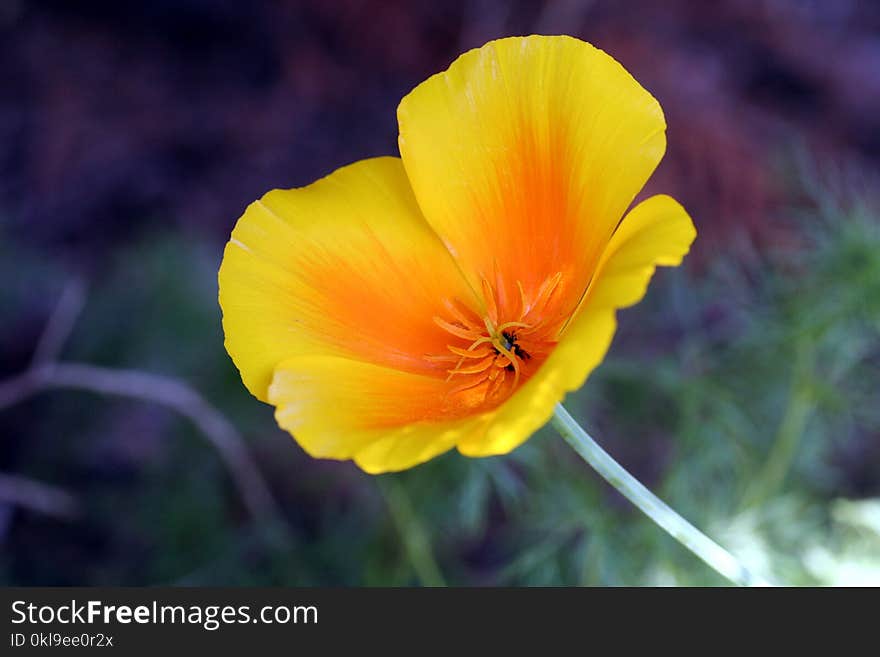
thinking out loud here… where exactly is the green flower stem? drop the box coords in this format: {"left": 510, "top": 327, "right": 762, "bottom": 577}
{"left": 379, "top": 478, "right": 446, "bottom": 587}
{"left": 551, "top": 404, "right": 769, "bottom": 586}
{"left": 743, "top": 341, "right": 814, "bottom": 509}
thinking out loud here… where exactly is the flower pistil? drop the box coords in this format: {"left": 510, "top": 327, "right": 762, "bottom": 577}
{"left": 428, "top": 272, "right": 565, "bottom": 410}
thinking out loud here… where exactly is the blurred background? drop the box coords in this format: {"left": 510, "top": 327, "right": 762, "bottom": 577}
{"left": 2, "top": 0, "right": 879, "bottom": 586}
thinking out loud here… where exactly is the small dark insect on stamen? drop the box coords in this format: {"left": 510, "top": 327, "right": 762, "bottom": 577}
{"left": 500, "top": 330, "right": 516, "bottom": 351}
{"left": 497, "top": 330, "right": 530, "bottom": 371}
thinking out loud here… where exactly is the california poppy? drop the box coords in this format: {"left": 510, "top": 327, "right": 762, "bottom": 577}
{"left": 219, "top": 35, "right": 696, "bottom": 474}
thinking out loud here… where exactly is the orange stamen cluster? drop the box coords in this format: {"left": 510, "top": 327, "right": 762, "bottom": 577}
{"left": 427, "top": 272, "right": 565, "bottom": 410}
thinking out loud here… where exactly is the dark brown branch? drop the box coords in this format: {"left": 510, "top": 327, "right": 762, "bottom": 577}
{"left": 0, "top": 473, "right": 81, "bottom": 520}
{"left": 0, "top": 362, "right": 284, "bottom": 527}
{"left": 31, "top": 279, "right": 87, "bottom": 367}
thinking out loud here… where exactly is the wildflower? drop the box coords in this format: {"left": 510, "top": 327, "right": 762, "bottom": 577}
{"left": 219, "top": 35, "right": 695, "bottom": 473}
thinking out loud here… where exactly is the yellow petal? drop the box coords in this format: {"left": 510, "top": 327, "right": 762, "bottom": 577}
{"left": 269, "top": 356, "right": 490, "bottom": 473}
{"left": 458, "top": 194, "right": 695, "bottom": 457}
{"left": 585, "top": 194, "right": 697, "bottom": 312}
{"left": 218, "top": 157, "right": 478, "bottom": 402}
{"left": 398, "top": 35, "right": 667, "bottom": 323}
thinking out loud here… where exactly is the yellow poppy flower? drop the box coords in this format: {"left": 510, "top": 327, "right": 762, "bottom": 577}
{"left": 218, "top": 35, "right": 696, "bottom": 474}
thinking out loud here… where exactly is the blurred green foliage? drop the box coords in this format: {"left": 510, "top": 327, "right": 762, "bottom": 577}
{"left": 1, "top": 185, "right": 878, "bottom": 586}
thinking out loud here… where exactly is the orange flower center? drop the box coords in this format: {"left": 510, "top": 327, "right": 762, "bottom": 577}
{"left": 426, "top": 272, "right": 565, "bottom": 414}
